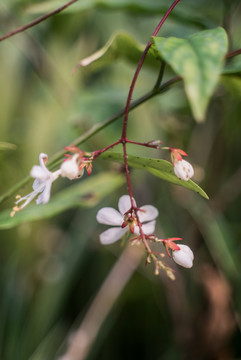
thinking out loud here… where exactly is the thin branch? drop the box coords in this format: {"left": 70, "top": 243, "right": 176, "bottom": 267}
{"left": 120, "top": 0, "right": 182, "bottom": 209}
{"left": 226, "top": 48, "right": 241, "bottom": 59}
{"left": 121, "top": 0, "right": 182, "bottom": 140}
{"left": 153, "top": 61, "right": 166, "bottom": 90}
{"left": 0, "top": 0, "right": 79, "bottom": 43}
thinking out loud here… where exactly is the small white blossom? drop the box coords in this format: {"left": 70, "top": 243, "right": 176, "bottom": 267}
{"left": 174, "top": 159, "right": 194, "bottom": 181}
{"left": 172, "top": 244, "right": 194, "bottom": 268}
{"left": 96, "top": 195, "right": 159, "bottom": 245}
{"left": 11, "top": 153, "right": 61, "bottom": 216}
{"left": 60, "top": 154, "right": 83, "bottom": 180}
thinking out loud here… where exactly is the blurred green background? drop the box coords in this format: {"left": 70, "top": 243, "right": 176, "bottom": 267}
{"left": 0, "top": 0, "right": 241, "bottom": 359}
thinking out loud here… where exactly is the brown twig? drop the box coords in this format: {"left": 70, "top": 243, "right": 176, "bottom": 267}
{"left": 0, "top": 0, "right": 79, "bottom": 42}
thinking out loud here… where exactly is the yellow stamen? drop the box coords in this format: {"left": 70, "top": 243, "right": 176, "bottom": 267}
{"left": 10, "top": 206, "right": 21, "bottom": 217}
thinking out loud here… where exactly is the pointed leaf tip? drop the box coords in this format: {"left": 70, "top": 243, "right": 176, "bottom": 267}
{"left": 152, "top": 27, "right": 228, "bottom": 121}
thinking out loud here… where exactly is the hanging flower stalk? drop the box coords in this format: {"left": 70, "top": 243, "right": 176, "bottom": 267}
{"left": 10, "top": 0, "right": 197, "bottom": 278}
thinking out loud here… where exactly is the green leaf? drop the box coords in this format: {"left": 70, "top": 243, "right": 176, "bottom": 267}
{"left": 0, "top": 172, "right": 125, "bottom": 229}
{"left": 101, "top": 152, "right": 208, "bottom": 199}
{"left": 152, "top": 27, "right": 228, "bottom": 121}
{"left": 73, "top": 31, "right": 159, "bottom": 74}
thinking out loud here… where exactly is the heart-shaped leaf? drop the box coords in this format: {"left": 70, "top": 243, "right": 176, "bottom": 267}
{"left": 152, "top": 27, "right": 228, "bottom": 121}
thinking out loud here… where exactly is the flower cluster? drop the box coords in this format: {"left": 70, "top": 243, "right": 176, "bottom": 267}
{"left": 11, "top": 143, "right": 196, "bottom": 277}
{"left": 96, "top": 195, "right": 194, "bottom": 272}
{"left": 11, "top": 148, "right": 92, "bottom": 217}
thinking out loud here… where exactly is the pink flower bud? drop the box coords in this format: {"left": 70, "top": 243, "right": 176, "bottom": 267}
{"left": 174, "top": 159, "right": 194, "bottom": 181}
{"left": 172, "top": 244, "right": 194, "bottom": 268}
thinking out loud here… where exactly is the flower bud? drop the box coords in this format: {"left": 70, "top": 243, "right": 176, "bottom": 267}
{"left": 60, "top": 154, "right": 82, "bottom": 180}
{"left": 147, "top": 140, "right": 162, "bottom": 147}
{"left": 172, "top": 244, "right": 194, "bottom": 268}
{"left": 174, "top": 159, "right": 194, "bottom": 181}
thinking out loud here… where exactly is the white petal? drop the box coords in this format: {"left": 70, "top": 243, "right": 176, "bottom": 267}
{"left": 138, "top": 205, "right": 159, "bottom": 222}
{"left": 32, "top": 178, "right": 44, "bottom": 191}
{"left": 96, "top": 207, "right": 123, "bottom": 226}
{"left": 142, "top": 220, "right": 156, "bottom": 235}
{"left": 39, "top": 153, "right": 48, "bottom": 167}
{"left": 39, "top": 180, "right": 52, "bottom": 204}
{"left": 133, "top": 220, "right": 156, "bottom": 235}
{"left": 39, "top": 153, "right": 52, "bottom": 175}
{"left": 172, "top": 244, "right": 194, "bottom": 268}
{"left": 118, "top": 195, "right": 136, "bottom": 215}
{"left": 51, "top": 169, "right": 61, "bottom": 182}
{"left": 60, "top": 154, "right": 80, "bottom": 180}
{"left": 141, "top": 220, "right": 156, "bottom": 235}
{"left": 36, "top": 191, "right": 44, "bottom": 205}
{"left": 30, "top": 165, "right": 48, "bottom": 180}
{"left": 99, "top": 227, "right": 128, "bottom": 245}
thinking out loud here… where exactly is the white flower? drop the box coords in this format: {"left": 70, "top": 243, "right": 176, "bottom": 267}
{"left": 172, "top": 244, "right": 194, "bottom": 268}
{"left": 96, "top": 195, "right": 159, "bottom": 245}
{"left": 174, "top": 159, "right": 194, "bottom": 181}
{"left": 11, "top": 153, "right": 61, "bottom": 216}
{"left": 60, "top": 153, "right": 83, "bottom": 180}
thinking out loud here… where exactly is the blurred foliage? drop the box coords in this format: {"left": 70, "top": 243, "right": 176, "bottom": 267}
{"left": 0, "top": 0, "right": 241, "bottom": 359}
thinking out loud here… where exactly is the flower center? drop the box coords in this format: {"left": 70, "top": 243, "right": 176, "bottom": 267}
{"left": 122, "top": 212, "right": 138, "bottom": 234}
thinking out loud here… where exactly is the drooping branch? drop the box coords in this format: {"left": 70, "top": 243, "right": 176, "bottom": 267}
{"left": 120, "top": 0, "right": 182, "bottom": 209}
{"left": 0, "top": 0, "right": 79, "bottom": 42}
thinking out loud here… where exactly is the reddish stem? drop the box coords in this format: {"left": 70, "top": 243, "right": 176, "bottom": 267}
{"left": 121, "top": 0, "right": 182, "bottom": 220}
{"left": 121, "top": 0, "right": 182, "bottom": 141}
{"left": 226, "top": 48, "right": 241, "bottom": 59}
{"left": 90, "top": 1, "right": 182, "bottom": 255}
{"left": 118, "top": 0, "right": 182, "bottom": 254}
{"left": 126, "top": 140, "right": 160, "bottom": 148}
{"left": 122, "top": 142, "right": 135, "bottom": 206}
{"left": 92, "top": 140, "right": 121, "bottom": 160}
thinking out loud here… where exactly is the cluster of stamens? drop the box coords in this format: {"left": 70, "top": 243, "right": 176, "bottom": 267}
{"left": 121, "top": 210, "right": 139, "bottom": 234}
